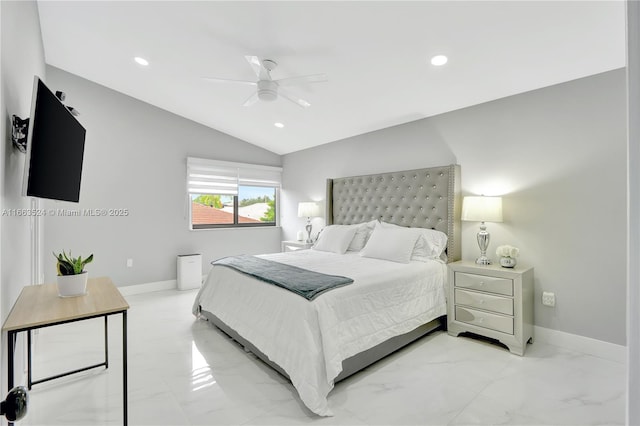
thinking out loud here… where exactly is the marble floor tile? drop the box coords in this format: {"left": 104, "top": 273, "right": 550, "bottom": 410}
{"left": 18, "top": 289, "right": 626, "bottom": 425}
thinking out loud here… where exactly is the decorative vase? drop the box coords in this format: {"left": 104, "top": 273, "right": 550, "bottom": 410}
{"left": 499, "top": 257, "right": 517, "bottom": 268}
{"left": 57, "top": 272, "right": 88, "bottom": 297}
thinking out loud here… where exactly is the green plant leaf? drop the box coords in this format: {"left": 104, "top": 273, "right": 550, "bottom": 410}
{"left": 53, "top": 250, "right": 93, "bottom": 275}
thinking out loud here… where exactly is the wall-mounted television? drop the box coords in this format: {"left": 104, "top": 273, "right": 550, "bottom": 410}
{"left": 22, "top": 76, "right": 86, "bottom": 203}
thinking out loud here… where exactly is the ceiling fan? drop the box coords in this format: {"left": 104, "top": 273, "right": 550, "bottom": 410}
{"left": 203, "top": 56, "right": 327, "bottom": 108}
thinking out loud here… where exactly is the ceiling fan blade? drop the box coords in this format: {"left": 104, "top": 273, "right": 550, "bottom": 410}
{"left": 275, "top": 73, "right": 328, "bottom": 87}
{"left": 245, "top": 55, "right": 269, "bottom": 80}
{"left": 202, "top": 77, "right": 257, "bottom": 86}
{"left": 279, "top": 88, "right": 311, "bottom": 108}
{"left": 242, "top": 92, "right": 259, "bottom": 107}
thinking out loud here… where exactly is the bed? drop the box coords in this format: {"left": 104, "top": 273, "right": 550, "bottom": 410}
{"left": 192, "top": 164, "right": 461, "bottom": 416}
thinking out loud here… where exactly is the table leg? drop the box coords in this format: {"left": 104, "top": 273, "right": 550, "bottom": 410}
{"left": 8, "top": 331, "right": 15, "bottom": 426}
{"left": 104, "top": 316, "right": 109, "bottom": 369}
{"left": 122, "top": 311, "right": 128, "bottom": 426}
{"left": 27, "top": 330, "right": 32, "bottom": 390}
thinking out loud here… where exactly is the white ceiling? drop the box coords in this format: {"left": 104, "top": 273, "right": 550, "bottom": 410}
{"left": 37, "top": 1, "right": 626, "bottom": 155}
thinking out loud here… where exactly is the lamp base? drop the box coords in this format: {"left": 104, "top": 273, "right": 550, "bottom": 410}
{"left": 475, "top": 223, "right": 492, "bottom": 265}
{"left": 305, "top": 221, "right": 313, "bottom": 244}
{"left": 476, "top": 256, "right": 492, "bottom": 265}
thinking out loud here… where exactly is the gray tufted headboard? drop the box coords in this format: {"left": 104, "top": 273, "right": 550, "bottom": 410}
{"left": 326, "top": 164, "right": 461, "bottom": 262}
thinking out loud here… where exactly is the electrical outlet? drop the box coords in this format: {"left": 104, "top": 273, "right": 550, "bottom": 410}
{"left": 542, "top": 291, "right": 556, "bottom": 307}
{"left": 126, "top": 258, "right": 133, "bottom": 268}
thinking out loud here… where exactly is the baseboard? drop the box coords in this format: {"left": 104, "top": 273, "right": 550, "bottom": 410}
{"left": 118, "top": 275, "right": 207, "bottom": 296}
{"left": 534, "top": 326, "right": 626, "bottom": 363}
{"left": 118, "top": 279, "right": 177, "bottom": 296}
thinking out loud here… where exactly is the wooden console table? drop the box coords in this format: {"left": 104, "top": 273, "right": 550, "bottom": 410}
{"left": 2, "top": 277, "right": 129, "bottom": 425}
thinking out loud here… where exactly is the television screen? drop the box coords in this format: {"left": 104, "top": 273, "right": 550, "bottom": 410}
{"left": 22, "top": 76, "right": 86, "bottom": 203}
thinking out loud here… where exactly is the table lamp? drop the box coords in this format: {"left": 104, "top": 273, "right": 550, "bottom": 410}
{"left": 298, "top": 202, "right": 321, "bottom": 243}
{"left": 461, "top": 196, "right": 503, "bottom": 265}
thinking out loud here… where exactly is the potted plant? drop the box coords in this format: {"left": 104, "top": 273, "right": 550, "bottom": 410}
{"left": 54, "top": 250, "right": 94, "bottom": 297}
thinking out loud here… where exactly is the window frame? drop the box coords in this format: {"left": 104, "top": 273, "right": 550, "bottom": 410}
{"left": 190, "top": 187, "right": 279, "bottom": 230}
{"left": 187, "top": 157, "right": 281, "bottom": 231}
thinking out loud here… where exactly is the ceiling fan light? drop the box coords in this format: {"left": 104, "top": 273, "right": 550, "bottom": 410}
{"left": 257, "top": 80, "right": 278, "bottom": 101}
{"left": 258, "top": 90, "right": 277, "bottom": 102}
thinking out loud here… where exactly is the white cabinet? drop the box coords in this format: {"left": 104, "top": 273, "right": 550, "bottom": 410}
{"left": 447, "top": 260, "right": 534, "bottom": 355}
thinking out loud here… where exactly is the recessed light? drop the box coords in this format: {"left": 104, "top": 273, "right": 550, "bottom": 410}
{"left": 134, "top": 56, "right": 149, "bottom": 66}
{"left": 430, "top": 55, "right": 448, "bottom": 66}
{"left": 274, "top": 122, "right": 284, "bottom": 128}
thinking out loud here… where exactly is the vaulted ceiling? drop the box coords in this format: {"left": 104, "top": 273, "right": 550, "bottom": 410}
{"left": 37, "top": 1, "right": 626, "bottom": 155}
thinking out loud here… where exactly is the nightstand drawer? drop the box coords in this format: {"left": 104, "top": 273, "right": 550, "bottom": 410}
{"left": 455, "top": 306, "right": 514, "bottom": 334}
{"left": 455, "top": 272, "right": 513, "bottom": 296}
{"left": 454, "top": 289, "right": 514, "bottom": 315}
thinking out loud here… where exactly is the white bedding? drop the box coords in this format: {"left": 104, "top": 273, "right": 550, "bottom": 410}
{"left": 192, "top": 250, "right": 447, "bottom": 416}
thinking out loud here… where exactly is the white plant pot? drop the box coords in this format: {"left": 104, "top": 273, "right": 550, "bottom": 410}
{"left": 57, "top": 272, "right": 88, "bottom": 297}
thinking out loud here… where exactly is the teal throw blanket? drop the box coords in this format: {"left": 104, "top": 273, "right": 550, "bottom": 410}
{"left": 212, "top": 254, "right": 353, "bottom": 300}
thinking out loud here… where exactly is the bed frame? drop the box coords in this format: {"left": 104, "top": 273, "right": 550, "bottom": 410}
{"left": 202, "top": 164, "right": 461, "bottom": 384}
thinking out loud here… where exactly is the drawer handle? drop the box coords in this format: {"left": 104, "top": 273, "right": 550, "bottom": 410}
{"left": 479, "top": 299, "right": 485, "bottom": 304}
{"left": 477, "top": 317, "right": 484, "bottom": 323}
{"left": 479, "top": 281, "right": 484, "bottom": 286}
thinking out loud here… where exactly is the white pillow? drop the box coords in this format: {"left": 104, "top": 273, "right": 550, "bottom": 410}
{"left": 360, "top": 224, "right": 420, "bottom": 263}
{"left": 412, "top": 229, "right": 448, "bottom": 260}
{"left": 312, "top": 225, "right": 358, "bottom": 254}
{"left": 379, "top": 221, "right": 448, "bottom": 261}
{"left": 347, "top": 220, "right": 377, "bottom": 252}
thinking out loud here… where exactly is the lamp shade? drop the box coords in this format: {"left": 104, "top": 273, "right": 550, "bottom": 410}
{"left": 461, "top": 196, "right": 503, "bottom": 223}
{"left": 298, "top": 202, "right": 321, "bottom": 218}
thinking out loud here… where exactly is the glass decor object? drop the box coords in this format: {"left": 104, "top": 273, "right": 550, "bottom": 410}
{"left": 499, "top": 257, "right": 517, "bottom": 268}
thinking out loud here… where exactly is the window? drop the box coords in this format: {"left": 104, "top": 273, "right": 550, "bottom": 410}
{"left": 187, "top": 157, "right": 281, "bottom": 229}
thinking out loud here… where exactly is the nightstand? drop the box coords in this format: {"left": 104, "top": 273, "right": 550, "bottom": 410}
{"left": 447, "top": 260, "right": 534, "bottom": 355}
{"left": 281, "top": 240, "right": 314, "bottom": 252}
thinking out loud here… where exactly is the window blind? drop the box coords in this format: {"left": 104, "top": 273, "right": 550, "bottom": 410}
{"left": 187, "top": 157, "right": 282, "bottom": 195}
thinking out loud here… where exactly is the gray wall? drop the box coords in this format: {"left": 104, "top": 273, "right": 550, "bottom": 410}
{"left": 282, "top": 69, "right": 627, "bottom": 345}
{"left": 0, "top": 0, "right": 47, "bottom": 392}
{"left": 627, "top": 0, "right": 640, "bottom": 422}
{"left": 281, "top": 118, "right": 458, "bottom": 239}
{"left": 42, "top": 67, "right": 282, "bottom": 287}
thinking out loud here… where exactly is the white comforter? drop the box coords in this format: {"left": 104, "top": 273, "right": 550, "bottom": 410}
{"left": 193, "top": 250, "right": 447, "bottom": 416}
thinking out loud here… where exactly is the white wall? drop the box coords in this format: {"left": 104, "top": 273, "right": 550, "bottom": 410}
{"left": 0, "top": 0, "right": 46, "bottom": 398}
{"left": 0, "top": 0, "right": 45, "bottom": 318}
{"left": 42, "top": 67, "right": 282, "bottom": 287}
{"left": 282, "top": 69, "right": 627, "bottom": 346}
